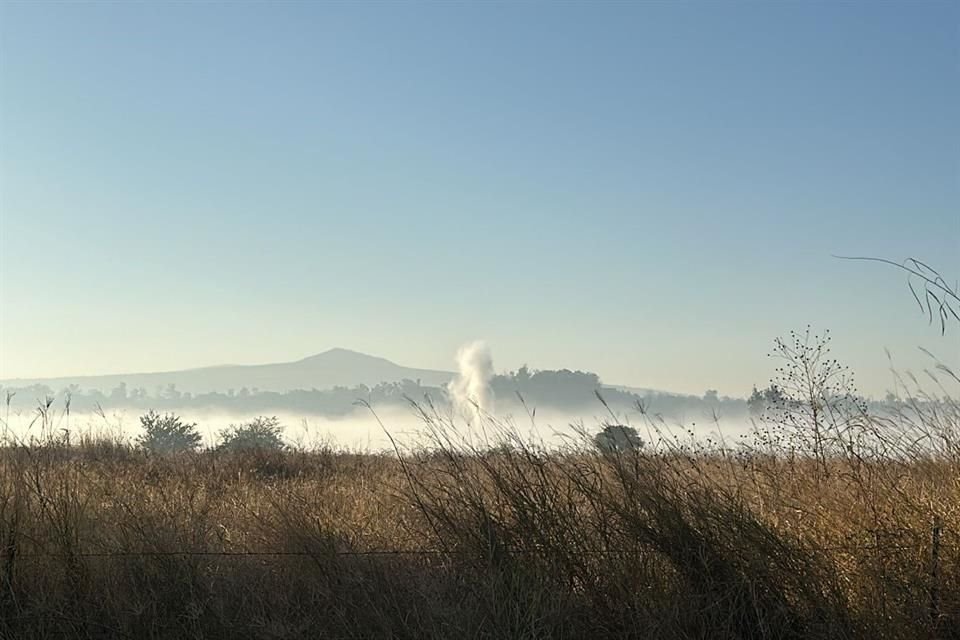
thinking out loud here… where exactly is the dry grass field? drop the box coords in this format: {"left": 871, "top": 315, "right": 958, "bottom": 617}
{"left": 0, "top": 388, "right": 958, "bottom": 640}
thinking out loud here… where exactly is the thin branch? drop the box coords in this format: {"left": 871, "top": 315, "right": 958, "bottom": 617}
{"left": 834, "top": 255, "right": 959, "bottom": 334}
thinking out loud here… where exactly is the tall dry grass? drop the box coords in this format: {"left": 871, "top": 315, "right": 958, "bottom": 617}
{"left": 0, "top": 374, "right": 957, "bottom": 640}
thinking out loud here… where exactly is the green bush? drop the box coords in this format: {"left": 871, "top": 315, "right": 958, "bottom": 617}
{"left": 136, "top": 411, "right": 202, "bottom": 454}
{"left": 218, "top": 416, "right": 285, "bottom": 451}
{"left": 593, "top": 423, "right": 643, "bottom": 454}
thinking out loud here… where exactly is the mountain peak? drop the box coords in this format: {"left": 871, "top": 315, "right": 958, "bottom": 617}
{"left": 296, "top": 348, "right": 393, "bottom": 365}
{"left": 0, "top": 348, "right": 455, "bottom": 394}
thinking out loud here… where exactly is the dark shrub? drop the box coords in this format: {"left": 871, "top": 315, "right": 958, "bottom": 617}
{"left": 136, "top": 411, "right": 202, "bottom": 454}
{"left": 593, "top": 423, "right": 643, "bottom": 454}
{"left": 218, "top": 416, "right": 285, "bottom": 451}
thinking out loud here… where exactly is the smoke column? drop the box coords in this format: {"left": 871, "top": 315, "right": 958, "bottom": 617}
{"left": 448, "top": 340, "right": 495, "bottom": 420}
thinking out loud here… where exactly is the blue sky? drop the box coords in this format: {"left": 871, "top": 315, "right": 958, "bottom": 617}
{"left": 1, "top": 1, "right": 957, "bottom": 396}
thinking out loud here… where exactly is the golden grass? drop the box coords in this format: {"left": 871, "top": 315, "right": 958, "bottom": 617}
{"left": 0, "top": 406, "right": 958, "bottom": 640}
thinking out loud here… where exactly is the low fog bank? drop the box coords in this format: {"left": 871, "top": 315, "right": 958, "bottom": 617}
{"left": 0, "top": 341, "right": 755, "bottom": 434}
{"left": 0, "top": 397, "right": 756, "bottom": 453}
{"left": 0, "top": 354, "right": 756, "bottom": 450}
{"left": 4, "top": 337, "right": 916, "bottom": 452}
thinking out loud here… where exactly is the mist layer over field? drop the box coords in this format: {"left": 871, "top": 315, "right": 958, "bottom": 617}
{"left": 0, "top": 401, "right": 750, "bottom": 452}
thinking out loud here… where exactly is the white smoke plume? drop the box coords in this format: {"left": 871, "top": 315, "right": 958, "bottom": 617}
{"left": 448, "top": 340, "right": 495, "bottom": 420}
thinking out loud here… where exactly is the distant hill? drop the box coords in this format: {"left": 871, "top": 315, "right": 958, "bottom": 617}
{"left": 607, "top": 384, "right": 694, "bottom": 399}
{"left": 0, "top": 348, "right": 456, "bottom": 394}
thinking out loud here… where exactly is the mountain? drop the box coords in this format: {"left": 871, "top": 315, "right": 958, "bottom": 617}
{"left": 0, "top": 348, "right": 456, "bottom": 394}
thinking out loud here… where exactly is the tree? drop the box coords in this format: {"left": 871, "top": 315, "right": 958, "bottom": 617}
{"left": 515, "top": 365, "right": 531, "bottom": 384}
{"left": 162, "top": 383, "right": 182, "bottom": 401}
{"left": 747, "top": 384, "right": 786, "bottom": 418}
{"left": 110, "top": 382, "right": 128, "bottom": 402}
{"left": 764, "top": 328, "right": 866, "bottom": 469}
{"left": 218, "top": 416, "right": 285, "bottom": 451}
{"left": 747, "top": 387, "right": 764, "bottom": 417}
{"left": 137, "top": 411, "right": 201, "bottom": 453}
{"left": 594, "top": 424, "right": 643, "bottom": 454}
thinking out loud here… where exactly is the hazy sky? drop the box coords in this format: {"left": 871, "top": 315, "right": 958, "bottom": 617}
{"left": 1, "top": 2, "right": 957, "bottom": 397}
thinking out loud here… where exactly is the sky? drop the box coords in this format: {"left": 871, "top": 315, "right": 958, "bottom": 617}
{"left": 0, "top": 1, "right": 958, "bottom": 397}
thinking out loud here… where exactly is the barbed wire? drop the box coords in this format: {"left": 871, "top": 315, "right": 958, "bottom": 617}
{"left": 13, "top": 540, "right": 956, "bottom": 560}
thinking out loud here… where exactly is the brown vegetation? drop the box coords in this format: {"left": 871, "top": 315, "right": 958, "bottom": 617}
{"left": 0, "top": 388, "right": 957, "bottom": 640}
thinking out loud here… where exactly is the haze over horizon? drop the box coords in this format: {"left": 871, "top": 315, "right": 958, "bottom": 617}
{"left": 2, "top": 2, "right": 958, "bottom": 397}
{"left": 0, "top": 345, "right": 675, "bottom": 398}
